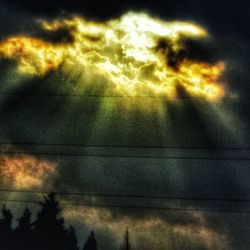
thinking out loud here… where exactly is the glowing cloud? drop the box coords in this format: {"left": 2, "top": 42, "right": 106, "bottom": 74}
{"left": 0, "top": 155, "right": 56, "bottom": 188}
{"left": 0, "top": 12, "right": 224, "bottom": 100}
{"left": 64, "top": 207, "right": 229, "bottom": 249}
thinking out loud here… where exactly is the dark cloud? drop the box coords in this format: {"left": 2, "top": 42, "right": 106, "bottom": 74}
{"left": 1, "top": 0, "right": 249, "bottom": 41}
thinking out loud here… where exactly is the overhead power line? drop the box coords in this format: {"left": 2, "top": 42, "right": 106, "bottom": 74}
{"left": 0, "top": 141, "right": 249, "bottom": 151}
{"left": 0, "top": 188, "right": 250, "bottom": 203}
{"left": 1, "top": 150, "right": 250, "bottom": 161}
{"left": 0, "top": 198, "right": 249, "bottom": 214}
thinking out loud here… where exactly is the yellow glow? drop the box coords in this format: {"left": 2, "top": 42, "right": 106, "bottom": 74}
{"left": 0, "top": 37, "right": 66, "bottom": 75}
{"left": 0, "top": 12, "right": 224, "bottom": 100}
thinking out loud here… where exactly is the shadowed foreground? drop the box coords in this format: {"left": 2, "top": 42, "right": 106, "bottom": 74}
{"left": 0, "top": 193, "right": 105, "bottom": 250}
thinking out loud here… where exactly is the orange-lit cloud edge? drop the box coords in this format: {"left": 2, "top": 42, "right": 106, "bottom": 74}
{"left": 0, "top": 154, "right": 56, "bottom": 189}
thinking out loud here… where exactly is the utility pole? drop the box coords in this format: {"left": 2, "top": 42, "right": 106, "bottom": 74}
{"left": 125, "top": 227, "right": 129, "bottom": 250}
{"left": 121, "top": 226, "right": 131, "bottom": 250}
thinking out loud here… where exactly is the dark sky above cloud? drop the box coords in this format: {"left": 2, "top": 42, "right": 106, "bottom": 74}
{"left": 0, "top": 0, "right": 250, "bottom": 249}
{"left": 1, "top": 0, "right": 249, "bottom": 38}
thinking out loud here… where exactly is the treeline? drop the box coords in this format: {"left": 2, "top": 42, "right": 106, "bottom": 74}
{"left": 0, "top": 193, "right": 98, "bottom": 250}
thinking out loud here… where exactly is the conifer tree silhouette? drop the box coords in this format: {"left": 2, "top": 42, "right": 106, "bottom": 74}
{"left": 0, "top": 205, "right": 14, "bottom": 250}
{"left": 0, "top": 194, "right": 81, "bottom": 250}
{"left": 14, "top": 207, "right": 33, "bottom": 250}
{"left": 83, "top": 231, "right": 97, "bottom": 250}
{"left": 67, "top": 226, "right": 79, "bottom": 250}
{"left": 33, "top": 192, "right": 68, "bottom": 250}
{"left": 17, "top": 208, "right": 32, "bottom": 232}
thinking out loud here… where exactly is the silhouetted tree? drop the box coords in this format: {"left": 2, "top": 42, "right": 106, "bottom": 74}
{"left": 14, "top": 207, "right": 33, "bottom": 250}
{"left": 83, "top": 231, "right": 97, "bottom": 250}
{"left": 17, "top": 208, "right": 32, "bottom": 231}
{"left": 0, "top": 205, "right": 14, "bottom": 250}
{"left": 0, "top": 194, "right": 81, "bottom": 250}
{"left": 120, "top": 227, "right": 131, "bottom": 250}
{"left": 67, "top": 226, "right": 79, "bottom": 250}
{"left": 33, "top": 192, "right": 68, "bottom": 250}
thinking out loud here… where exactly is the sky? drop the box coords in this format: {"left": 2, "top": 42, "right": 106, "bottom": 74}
{"left": 0, "top": 0, "right": 250, "bottom": 249}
